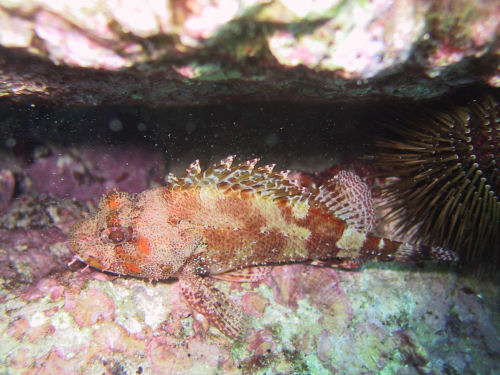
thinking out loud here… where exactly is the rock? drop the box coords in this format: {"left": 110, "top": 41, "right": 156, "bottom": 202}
{"left": 0, "top": 169, "right": 15, "bottom": 212}
{"left": 0, "top": 0, "right": 498, "bottom": 106}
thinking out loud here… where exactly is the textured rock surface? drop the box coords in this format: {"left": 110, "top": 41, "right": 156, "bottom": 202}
{"left": 0, "top": 146, "right": 499, "bottom": 374}
{"left": 0, "top": 0, "right": 499, "bottom": 106}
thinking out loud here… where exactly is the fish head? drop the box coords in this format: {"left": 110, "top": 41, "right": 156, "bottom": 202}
{"left": 69, "top": 188, "right": 188, "bottom": 280}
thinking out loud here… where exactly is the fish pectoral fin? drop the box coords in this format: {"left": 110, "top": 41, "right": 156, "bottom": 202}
{"left": 211, "top": 266, "right": 272, "bottom": 282}
{"left": 178, "top": 267, "right": 246, "bottom": 339}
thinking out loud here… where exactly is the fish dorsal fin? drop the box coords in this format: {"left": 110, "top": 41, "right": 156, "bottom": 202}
{"left": 167, "top": 159, "right": 203, "bottom": 190}
{"left": 168, "top": 157, "right": 374, "bottom": 233}
{"left": 169, "top": 156, "right": 307, "bottom": 202}
{"left": 313, "top": 170, "right": 375, "bottom": 233}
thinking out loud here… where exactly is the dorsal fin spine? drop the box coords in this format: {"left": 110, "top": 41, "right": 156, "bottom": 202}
{"left": 187, "top": 160, "right": 201, "bottom": 175}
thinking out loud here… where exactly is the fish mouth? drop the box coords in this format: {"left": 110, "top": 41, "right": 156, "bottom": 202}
{"left": 67, "top": 235, "right": 106, "bottom": 270}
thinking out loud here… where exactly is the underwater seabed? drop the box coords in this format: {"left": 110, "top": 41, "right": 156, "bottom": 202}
{"left": 0, "top": 257, "right": 498, "bottom": 374}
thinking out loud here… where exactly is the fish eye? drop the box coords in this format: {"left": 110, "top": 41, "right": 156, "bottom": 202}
{"left": 100, "top": 226, "right": 133, "bottom": 245}
{"left": 109, "top": 229, "right": 125, "bottom": 243}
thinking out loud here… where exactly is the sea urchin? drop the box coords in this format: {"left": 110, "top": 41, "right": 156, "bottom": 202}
{"left": 374, "top": 92, "right": 499, "bottom": 270}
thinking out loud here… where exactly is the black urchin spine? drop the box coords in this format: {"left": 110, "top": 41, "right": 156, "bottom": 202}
{"left": 374, "top": 92, "right": 499, "bottom": 269}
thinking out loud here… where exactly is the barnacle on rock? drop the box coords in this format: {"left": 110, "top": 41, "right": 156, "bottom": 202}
{"left": 373, "top": 91, "right": 499, "bottom": 272}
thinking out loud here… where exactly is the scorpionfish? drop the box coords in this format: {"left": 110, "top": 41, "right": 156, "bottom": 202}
{"left": 69, "top": 156, "right": 457, "bottom": 339}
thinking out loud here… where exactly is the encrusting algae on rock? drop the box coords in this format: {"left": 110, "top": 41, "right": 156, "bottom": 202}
{"left": 69, "top": 155, "right": 457, "bottom": 339}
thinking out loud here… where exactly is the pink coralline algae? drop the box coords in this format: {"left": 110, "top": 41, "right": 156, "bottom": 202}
{"left": 8, "top": 317, "right": 56, "bottom": 343}
{"left": 247, "top": 328, "right": 276, "bottom": 356}
{"left": 0, "top": 190, "right": 84, "bottom": 287}
{"left": 92, "top": 321, "right": 146, "bottom": 354}
{"left": 64, "top": 288, "right": 115, "bottom": 327}
{"left": 22, "top": 278, "right": 65, "bottom": 301}
{"left": 0, "top": 227, "right": 73, "bottom": 286}
{"left": 241, "top": 292, "right": 269, "bottom": 318}
{"left": 265, "top": 264, "right": 352, "bottom": 333}
{"left": 0, "top": 169, "right": 15, "bottom": 212}
{"left": 147, "top": 335, "right": 233, "bottom": 375}
{"left": 27, "top": 145, "right": 166, "bottom": 201}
